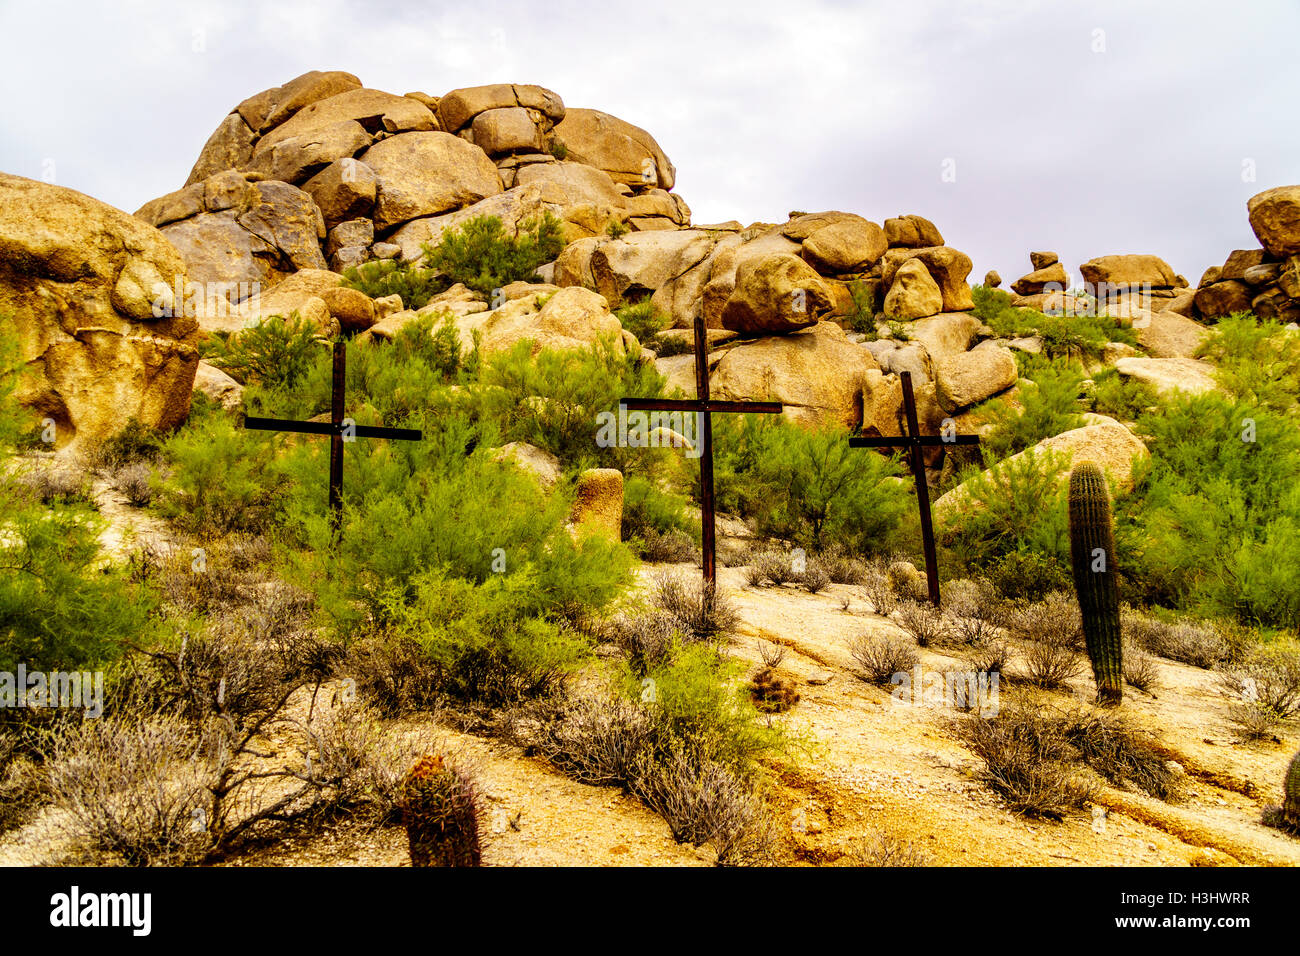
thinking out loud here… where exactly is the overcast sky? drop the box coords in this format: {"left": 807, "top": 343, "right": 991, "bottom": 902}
{"left": 3, "top": 0, "right": 1298, "bottom": 285}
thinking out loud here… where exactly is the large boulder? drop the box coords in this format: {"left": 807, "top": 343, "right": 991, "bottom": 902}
{"left": 935, "top": 422, "right": 1149, "bottom": 521}
{"left": 1010, "top": 261, "right": 1068, "bottom": 296}
{"left": 907, "top": 312, "right": 980, "bottom": 365}
{"left": 1247, "top": 185, "right": 1300, "bottom": 258}
{"left": 360, "top": 131, "right": 503, "bottom": 229}
{"left": 235, "top": 70, "right": 364, "bottom": 136}
{"left": 1194, "top": 280, "right": 1253, "bottom": 318}
{"left": 589, "top": 231, "right": 715, "bottom": 306}
{"left": 470, "top": 286, "right": 626, "bottom": 356}
{"left": 933, "top": 340, "right": 1017, "bottom": 412}
{"left": 880, "top": 246, "right": 974, "bottom": 312}
{"left": 551, "top": 108, "right": 676, "bottom": 191}
{"left": 883, "top": 259, "right": 943, "bottom": 319}
{"left": 883, "top": 215, "right": 944, "bottom": 248}
{"left": 709, "top": 321, "right": 879, "bottom": 428}
{"left": 719, "top": 254, "right": 832, "bottom": 334}
{"left": 1114, "top": 356, "right": 1219, "bottom": 396}
{"left": 146, "top": 173, "right": 328, "bottom": 315}
{"left": 388, "top": 182, "right": 555, "bottom": 263}
{"left": 254, "top": 88, "right": 436, "bottom": 156}
{"left": 1137, "top": 310, "right": 1210, "bottom": 359}
{"left": 1079, "top": 254, "right": 1178, "bottom": 291}
{"left": 438, "top": 84, "right": 564, "bottom": 135}
{"left": 799, "top": 216, "right": 887, "bottom": 274}
{"left": 245, "top": 119, "right": 371, "bottom": 185}
{"left": 701, "top": 229, "right": 803, "bottom": 327}
{"left": 0, "top": 173, "right": 201, "bottom": 449}
{"left": 303, "top": 158, "right": 378, "bottom": 230}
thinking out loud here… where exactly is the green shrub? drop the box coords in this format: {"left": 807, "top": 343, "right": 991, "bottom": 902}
{"left": 280, "top": 408, "right": 635, "bottom": 633}
{"left": 378, "top": 569, "right": 591, "bottom": 705}
{"left": 423, "top": 213, "right": 564, "bottom": 296}
{"left": 203, "top": 313, "right": 325, "bottom": 391}
{"left": 1124, "top": 392, "right": 1300, "bottom": 624}
{"left": 0, "top": 487, "right": 159, "bottom": 673}
{"left": 623, "top": 476, "right": 698, "bottom": 543}
{"left": 977, "top": 358, "right": 1086, "bottom": 465}
{"left": 750, "top": 422, "right": 909, "bottom": 553}
{"left": 972, "top": 285, "right": 1137, "bottom": 360}
{"left": 342, "top": 259, "right": 444, "bottom": 311}
{"left": 615, "top": 300, "right": 668, "bottom": 344}
{"left": 155, "top": 414, "right": 286, "bottom": 537}
{"left": 1197, "top": 313, "right": 1300, "bottom": 414}
{"left": 94, "top": 417, "right": 166, "bottom": 468}
{"left": 548, "top": 137, "right": 569, "bottom": 161}
{"left": 606, "top": 219, "right": 630, "bottom": 239}
{"left": 480, "top": 337, "right": 666, "bottom": 470}
{"left": 1088, "top": 367, "right": 1158, "bottom": 421}
{"left": 941, "top": 449, "right": 1073, "bottom": 594}
{"left": 846, "top": 280, "right": 877, "bottom": 334}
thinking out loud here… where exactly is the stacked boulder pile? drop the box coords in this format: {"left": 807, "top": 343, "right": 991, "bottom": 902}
{"left": 134, "top": 71, "right": 687, "bottom": 319}
{"left": 1195, "top": 186, "right": 1300, "bottom": 325}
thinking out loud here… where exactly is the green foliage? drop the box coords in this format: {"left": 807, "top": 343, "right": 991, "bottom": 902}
{"left": 755, "top": 424, "right": 908, "bottom": 552}
{"left": 977, "top": 357, "right": 1086, "bottom": 465}
{"left": 280, "top": 408, "right": 634, "bottom": 633}
{"left": 202, "top": 314, "right": 325, "bottom": 391}
{"left": 155, "top": 414, "right": 286, "bottom": 537}
{"left": 623, "top": 476, "right": 698, "bottom": 542}
{"left": 1088, "top": 367, "right": 1158, "bottom": 421}
{"left": 846, "top": 280, "right": 877, "bottom": 334}
{"left": 0, "top": 483, "right": 158, "bottom": 673}
{"left": 380, "top": 569, "right": 592, "bottom": 704}
{"left": 972, "top": 285, "right": 1137, "bottom": 360}
{"left": 605, "top": 219, "right": 630, "bottom": 239}
{"left": 1068, "top": 461, "right": 1124, "bottom": 705}
{"left": 547, "top": 137, "right": 569, "bottom": 161}
{"left": 941, "top": 449, "right": 1072, "bottom": 594}
{"left": 1126, "top": 393, "right": 1300, "bottom": 626}
{"left": 423, "top": 213, "right": 565, "bottom": 296}
{"left": 481, "top": 338, "right": 665, "bottom": 470}
{"left": 632, "top": 643, "right": 789, "bottom": 775}
{"left": 94, "top": 417, "right": 166, "bottom": 467}
{"left": 714, "top": 416, "right": 907, "bottom": 553}
{"left": 615, "top": 300, "right": 667, "bottom": 344}
{"left": 1197, "top": 313, "right": 1300, "bottom": 414}
{"left": 342, "top": 259, "right": 443, "bottom": 311}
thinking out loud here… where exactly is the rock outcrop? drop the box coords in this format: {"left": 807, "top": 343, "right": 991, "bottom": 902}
{"left": 0, "top": 173, "right": 200, "bottom": 449}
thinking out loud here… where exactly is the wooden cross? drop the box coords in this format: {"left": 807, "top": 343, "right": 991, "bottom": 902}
{"left": 849, "top": 370, "right": 979, "bottom": 607}
{"left": 619, "top": 314, "right": 783, "bottom": 588}
{"left": 244, "top": 340, "right": 422, "bottom": 528}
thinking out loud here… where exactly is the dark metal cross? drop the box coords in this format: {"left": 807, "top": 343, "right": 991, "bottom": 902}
{"left": 849, "top": 370, "right": 979, "bottom": 607}
{"left": 244, "top": 340, "right": 422, "bottom": 528}
{"left": 619, "top": 314, "right": 783, "bottom": 588}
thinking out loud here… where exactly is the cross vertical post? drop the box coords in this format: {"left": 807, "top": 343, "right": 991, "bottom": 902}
{"left": 848, "top": 370, "right": 980, "bottom": 608}
{"left": 244, "top": 340, "right": 423, "bottom": 530}
{"left": 328, "top": 340, "right": 345, "bottom": 520}
{"left": 619, "top": 313, "right": 783, "bottom": 590}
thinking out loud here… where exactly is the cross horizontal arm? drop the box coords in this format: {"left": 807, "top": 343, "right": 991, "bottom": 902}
{"left": 244, "top": 417, "right": 423, "bottom": 442}
{"left": 619, "top": 398, "right": 783, "bottom": 415}
{"left": 849, "top": 434, "right": 982, "bottom": 448}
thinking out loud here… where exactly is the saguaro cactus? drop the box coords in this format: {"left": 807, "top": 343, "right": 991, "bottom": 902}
{"left": 1284, "top": 749, "right": 1300, "bottom": 832}
{"left": 400, "top": 754, "right": 482, "bottom": 867}
{"left": 1067, "top": 460, "right": 1123, "bottom": 706}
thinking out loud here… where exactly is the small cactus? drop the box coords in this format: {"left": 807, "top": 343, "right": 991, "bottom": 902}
{"left": 1284, "top": 750, "right": 1300, "bottom": 832}
{"left": 1067, "top": 461, "right": 1123, "bottom": 706}
{"left": 400, "top": 754, "right": 482, "bottom": 867}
